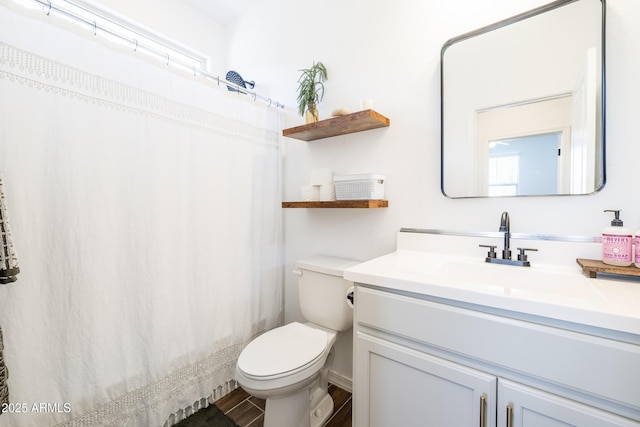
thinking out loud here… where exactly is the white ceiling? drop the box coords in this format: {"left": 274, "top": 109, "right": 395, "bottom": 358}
{"left": 183, "top": 0, "right": 257, "bottom": 25}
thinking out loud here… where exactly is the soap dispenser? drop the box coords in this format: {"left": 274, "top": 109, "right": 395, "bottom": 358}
{"left": 636, "top": 222, "right": 640, "bottom": 268}
{"left": 602, "top": 210, "right": 633, "bottom": 267}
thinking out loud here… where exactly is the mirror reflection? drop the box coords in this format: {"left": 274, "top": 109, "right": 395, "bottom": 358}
{"left": 441, "top": 0, "right": 605, "bottom": 198}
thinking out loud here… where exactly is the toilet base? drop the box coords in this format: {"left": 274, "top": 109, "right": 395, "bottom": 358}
{"left": 310, "top": 392, "right": 334, "bottom": 427}
{"left": 262, "top": 386, "right": 334, "bottom": 427}
{"left": 264, "top": 387, "right": 310, "bottom": 427}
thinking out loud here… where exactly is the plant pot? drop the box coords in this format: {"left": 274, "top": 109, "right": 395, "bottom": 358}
{"left": 305, "top": 103, "right": 319, "bottom": 124}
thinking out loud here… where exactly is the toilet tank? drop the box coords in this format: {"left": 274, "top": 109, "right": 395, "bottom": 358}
{"left": 296, "top": 256, "right": 360, "bottom": 332}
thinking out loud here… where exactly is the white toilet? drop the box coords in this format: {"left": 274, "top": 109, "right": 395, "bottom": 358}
{"left": 236, "top": 256, "right": 359, "bottom": 427}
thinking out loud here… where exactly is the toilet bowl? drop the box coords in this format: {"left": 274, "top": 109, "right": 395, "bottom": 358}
{"left": 235, "top": 256, "right": 359, "bottom": 427}
{"left": 236, "top": 322, "right": 337, "bottom": 427}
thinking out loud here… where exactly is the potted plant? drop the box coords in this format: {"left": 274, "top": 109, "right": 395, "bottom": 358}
{"left": 296, "top": 61, "right": 328, "bottom": 123}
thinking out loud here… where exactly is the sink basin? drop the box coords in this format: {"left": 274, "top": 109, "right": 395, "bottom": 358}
{"left": 428, "top": 258, "right": 601, "bottom": 302}
{"left": 344, "top": 226, "right": 640, "bottom": 334}
{"left": 345, "top": 247, "right": 640, "bottom": 334}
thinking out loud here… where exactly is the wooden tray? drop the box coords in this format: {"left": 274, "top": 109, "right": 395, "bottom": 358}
{"left": 576, "top": 258, "right": 640, "bottom": 278}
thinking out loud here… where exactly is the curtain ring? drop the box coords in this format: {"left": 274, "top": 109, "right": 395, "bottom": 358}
{"left": 166, "top": 54, "right": 170, "bottom": 66}
{"left": 46, "top": 1, "right": 52, "bottom": 16}
{"left": 93, "top": 21, "right": 97, "bottom": 36}
{"left": 132, "top": 39, "right": 138, "bottom": 52}
{"left": 268, "top": 98, "right": 272, "bottom": 107}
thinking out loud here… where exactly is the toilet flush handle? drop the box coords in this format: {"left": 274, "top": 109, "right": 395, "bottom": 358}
{"left": 292, "top": 269, "right": 302, "bottom": 276}
{"left": 346, "top": 287, "right": 355, "bottom": 308}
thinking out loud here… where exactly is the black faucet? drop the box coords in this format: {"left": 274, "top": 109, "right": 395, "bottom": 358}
{"left": 479, "top": 211, "right": 537, "bottom": 267}
{"left": 499, "top": 211, "right": 511, "bottom": 261}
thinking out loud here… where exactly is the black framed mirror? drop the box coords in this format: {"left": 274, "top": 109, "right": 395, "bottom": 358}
{"left": 441, "top": 0, "right": 605, "bottom": 198}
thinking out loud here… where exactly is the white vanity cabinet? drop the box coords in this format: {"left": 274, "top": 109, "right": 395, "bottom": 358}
{"left": 355, "top": 332, "right": 496, "bottom": 426}
{"left": 498, "top": 379, "right": 637, "bottom": 427}
{"left": 353, "top": 285, "right": 640, "bottom": 427}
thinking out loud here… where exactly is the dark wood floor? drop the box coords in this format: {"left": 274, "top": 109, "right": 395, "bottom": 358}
{"left": 214, "top": 383, "right": 352, "bottom": 427}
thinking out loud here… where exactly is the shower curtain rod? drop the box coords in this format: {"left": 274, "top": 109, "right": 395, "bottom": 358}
{"left": 28, "top": 0, "right": 285, "bottom": 109}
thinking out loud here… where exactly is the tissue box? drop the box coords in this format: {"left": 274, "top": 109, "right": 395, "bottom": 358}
{"left": 333, "top": 174, "right": 386, "bottom": 200}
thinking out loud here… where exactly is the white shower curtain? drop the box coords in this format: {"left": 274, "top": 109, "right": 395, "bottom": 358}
{"left": 0, "top": 3, "right": 282, "bottom": 426}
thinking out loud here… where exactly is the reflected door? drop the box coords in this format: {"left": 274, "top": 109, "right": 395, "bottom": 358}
{"left": 477, "top": 96, "right": 572, "bottom": 196}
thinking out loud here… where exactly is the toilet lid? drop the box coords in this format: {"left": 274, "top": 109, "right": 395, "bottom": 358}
{"left": 238, "top": 322, "right": 327, "bottom": 378}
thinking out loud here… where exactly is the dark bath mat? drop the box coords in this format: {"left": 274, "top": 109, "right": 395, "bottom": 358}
{"left": 174, "top": 404, "right": 239, "bottom": 427}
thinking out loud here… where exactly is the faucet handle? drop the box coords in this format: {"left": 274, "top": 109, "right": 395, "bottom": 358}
{"left": 516, "top": 247, "right": 538, "bottom": 262}
{"left": 479, "top": 244, "right": 498, "bottom": 259}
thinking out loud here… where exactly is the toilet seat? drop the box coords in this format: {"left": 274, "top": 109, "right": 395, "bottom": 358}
{"left": 237, "top": 322, "right": 328, "bottom": 380}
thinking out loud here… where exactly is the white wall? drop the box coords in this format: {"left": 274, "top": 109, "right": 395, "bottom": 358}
{"left": 225, "top": 0, "right": 640, "bottom": 384}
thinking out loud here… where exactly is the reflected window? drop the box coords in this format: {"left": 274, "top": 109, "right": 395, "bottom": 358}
{"left": 488, "top": 133, "right": 561, "bottom": 196}
{"left": 488, "top": 154, "right": 520, "bottom": 196}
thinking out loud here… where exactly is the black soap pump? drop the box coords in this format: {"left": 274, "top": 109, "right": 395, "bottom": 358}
{"left": 602, "top": 210, "right": 633, "bottom": 267}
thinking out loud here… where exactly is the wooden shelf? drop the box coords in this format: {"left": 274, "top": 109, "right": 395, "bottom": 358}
{"left": 282, "top": 109, "right": 390, "bottom": 141}
{"left": 577, "top": 258, "right": 640, "bottom": 278}
{"left": 282, "top": 200, "right": 388, "bottom": 209}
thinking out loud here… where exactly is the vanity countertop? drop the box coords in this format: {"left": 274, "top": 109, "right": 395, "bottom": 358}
{"left": 345, "top": 249, "right": 640, "bottom": 336}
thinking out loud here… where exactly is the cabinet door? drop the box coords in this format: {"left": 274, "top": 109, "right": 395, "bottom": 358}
{"left": 354, "top": 332, "right": 496, "bottom": 427}
{"left": 498, "top": 379, "right": 640, "bottom": 427}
